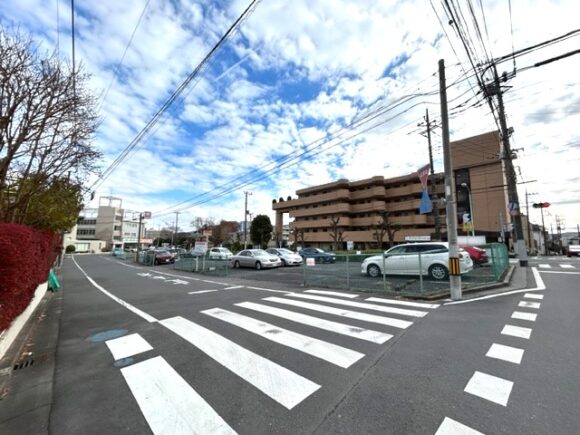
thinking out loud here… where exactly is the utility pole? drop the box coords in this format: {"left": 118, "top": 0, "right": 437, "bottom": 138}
{"left": 490, "top": 64, "right": 528, "bottom": 266}
{"left": 525, "top": 190, "right": 537, "bottom": 254}
{"left": 172, "top": 211, "right": 181, "bottom": 247}
{"left": 244, "top": 191, "right": 252, "bottom": 249}
{"left": 136, "top": 213, "right": 143, "bottom": 261}
{"left": 418, "top": 108, "right": 442, "bottom": 240}
{"left": 439, "top": 59, "right": 461, "bottom": 300}
{"left": 499, "top": 212, "right": 505, "bottom": 244}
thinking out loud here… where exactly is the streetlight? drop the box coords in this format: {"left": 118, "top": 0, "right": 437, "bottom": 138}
{"left": 461, "top": 182, "right": 475, "bottom": 238}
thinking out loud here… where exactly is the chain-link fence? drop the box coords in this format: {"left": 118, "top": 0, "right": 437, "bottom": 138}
{"left": 172, "top": 254, "right": 229, "bottom": 276}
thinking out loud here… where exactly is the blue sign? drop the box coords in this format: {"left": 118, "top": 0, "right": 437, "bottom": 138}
{"left": 419, "top": 190, "right": 433, "bottom": 214}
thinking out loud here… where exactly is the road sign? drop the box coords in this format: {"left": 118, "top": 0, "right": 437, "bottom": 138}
{"left": 508, "top": 202, "right": 518, "bottom": 211}
{"left": 346, "top": 241, "right": 354, "bottom": 251}
{"left": 143, "top": 211, "right": 152, "bottom": 219}
{"left": 306, "top": 258, "right": 315, "bottom": 266}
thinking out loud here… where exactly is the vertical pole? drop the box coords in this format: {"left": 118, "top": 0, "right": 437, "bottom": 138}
{"left": 439, "top": 59, "right": 462, "bottom": 300}
{"left": 418, "top": 251, "right": 423, "bottom": 293}
{"left": 540, "top": 207, "right": 547, "bottom": 255}
{"left": 346, "top": 253, "right": 350, "bottom": 290}
{"left": 525, "top": 190, "right": 532, "bottom": 253}
{"left": 136, "top": 213, "right": 143, "bottom": 263}
{"left": 493, "top": 64, "right": 528, "bottom": 266}
{"left": 577, "top": 223, "right": 579, "bottom": 239}
{"left": 499, "top": 212, "right": 505, "bottom": 243}
{"left": 382, "top": 252, "right": 387, "bottom": 293}
{"left": 426, "top": 109, "right": 441, "bottom": 240}
{"left": 466, "top": 186, "right": 475, "bottom": 238}
{"left": 244, "top": 192, "right": 249, "bottom": 249}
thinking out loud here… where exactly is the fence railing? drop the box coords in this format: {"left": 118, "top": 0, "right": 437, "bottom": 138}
{"left": 172, "top": 255, "right": 229, "bottom": 276}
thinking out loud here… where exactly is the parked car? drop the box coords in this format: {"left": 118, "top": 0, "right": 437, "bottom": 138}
{"left": 209, "top": 247, "right": 234, "bottom": 260}
{"left": 231, "top": 249, "right": 282, "bottom": 270}
{"left": 167, "top": 248, "right": 187, "bottom": 260}
{"left": 266, "top": 248, "right": 303, "bottom": 266}
{"left": 361, "top": 242, "right": 473, "bottom": 280}
{"left": 111, "top": 248, "right": 124, "bottom": 257}
{"left": 460, "top": 245, "right": 489, "bottom": 265}
{"left": 152, "top": 249, "right": 173, "bottom": 265}
{"left": 299, "top": 247, "right": 336, "bottom": 263}
{"left": 188, "top": 247, "right": 207, "bottom": 257}
{"left": 567, "top": 245, "right": 580, "bottom": 257}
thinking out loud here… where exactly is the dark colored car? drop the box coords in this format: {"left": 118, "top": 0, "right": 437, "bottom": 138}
{"left": 461, "top": 245, "right": 488, "bottom": 265}
{"left": 299, "top": 247, "right": 336, "bottom": 263}
{"left": 153, "top": 250, "right": 173, "bottom": 265}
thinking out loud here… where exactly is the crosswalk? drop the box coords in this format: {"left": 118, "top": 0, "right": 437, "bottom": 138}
{"left": 537, "top": 263, "right": 577, "bottom": 269}
{"left": 106, "top": 290, "right": 437, "bottom": 433}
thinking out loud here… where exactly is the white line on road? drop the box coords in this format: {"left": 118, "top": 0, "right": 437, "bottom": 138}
{"left": 304, "top": 290, "right": 359, "bottom": 298}
{"left": 236, "top": 301, "right": 392, "bottom": 344}
{"left": 188, "top": 290, "right": 219, "bottom": 295}
{"left": 464, "top": 371, "right": 513, "bottom": 406}
{"left": 486, "top": 343, "right": 524, "bottom": 364}
{"left": 285, "top": 293, "right": 428, "bottom": 317}
{"left": 501, "top": 324, "right": 532, "bottom": 339}
{"left": 435, "top": 417, "right": 484, "bottom": 435}
{"left": 121, "top": 356, "right": 236, "bottom": 435}
{"left": 201, "top": 279, "right": 229, "bottom": 285}
{"left": 511, "top": 311, "right": 537, "bottom": 322}
{"left": 365, "top": 297, "right": 440, "bottom": 309}
{"left": 538, "top": 264, "right": 551, "bottom": 269}
{"left": 202, "top": 308, "right": 364, "bottom": 368}
{"left": 518, "top": 301, "right": 541, "bottom": 309}
{"left": 560, "top": 264, "right": 574, "bottom": 269}
{"left": 538, "top": 271, "right": 580, "bottom": 275}
{"left": 72, "top": 256, "right": 158, "bottom": 323}
{"left": 245, "top": 286, "right": 290, "bottom": 294}
{"left": 224, "top": 286, "right": 244, "bottom": 290}
{"left": 106, "top": 333, "right": 153, "bottom": 361}
{"left": 524, "top": 293, "right": 544, "bottom": 300}
{"left": 263, "top": 297, "right": 413, "bottom": 329}
{"left": 159, "top": 316, "right": 320, "bottom": 409}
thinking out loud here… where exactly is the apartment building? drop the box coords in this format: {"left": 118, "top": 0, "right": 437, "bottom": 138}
{"left": 273, "top": 131, "right": 513, "bottom": 249}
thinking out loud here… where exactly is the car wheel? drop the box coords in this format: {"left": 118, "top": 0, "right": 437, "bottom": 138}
{"left": 234, "top": 261, "right": 240, "bottom": 269}
{"left": 429, "top": 264, "right": 449, "bottom": 280}
{"left": 255, "top": 261, "right": 262, "bottom": 270}
{"left": 367, "top": 264, "right": 381, "bottom": 278}
{"left": 281, "top": 258, "right": 287, "bottom": 267}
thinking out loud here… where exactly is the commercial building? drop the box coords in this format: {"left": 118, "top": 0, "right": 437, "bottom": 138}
{"left": 273, "top": 131, "right": 518, "bottom": 249}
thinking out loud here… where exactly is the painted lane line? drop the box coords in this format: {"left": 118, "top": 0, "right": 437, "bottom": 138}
{"left": 511, "top": 311, "right": 537, "bottom": 322}
{"left": 285, "top": 293, "right": 428, "bottom": 318}
{"left": 224, "top": 286, "right": 244, "bottom": 290}
{"left": 202, "top": 308, "right": 364, "bottom": 368}
{"left": 151, "top": 270, "right": 201, "bottom": 281}
{"left": 236, "top": 302, "right": 392, "bottom": 344}
{"left": 201, "top": 279, "right": 229, "bottom": 285}
{"left": 121, "top": 356, "right": 236, "bottom": 435}
{"left": 560, "top": 264, "right": 574, "bottom": 269}
{"left": 518, "top": 301, "right": 541, "bottom": 309}
{"left": 72, "top": 257, "right": 158, "bottom": 323}
{"left": 188, "top": 290, "right": 219, "bottom": 295}
{"left": 245, "top": 286, "right": 289, "bottom": 294}
{"left": 539, "top": 270, "right": 580, "bottom": 275}
{"left": 304, "top": 290, "right": 359, "bottom": 298}
{"left": 501, "top": 324, "right": 532, "bottom": 339}
{"left": 159, "top": 316, "right": 320, "bottom": 409}
{"left": 263, "top": 296, "right": 412, "bottom": 329}
{"left": 166, "top": 279, "right": 189, "bottom": 285}
{"left": 435, "top": 417, "right": 484, "bottom": 435}
{"left": 524, "top": 293, "right": 544, "bottom": 300}
{"left": 365, "top": 297, "right": 439, "bottom": 309}
{"left": 106, "top": 333, "right": 153, "bottom": 361}
{"left": 464, "top": 371, "right": 513, "bottom": 406}
{"left": 486, "top": 343, "right": 524, "bottom": 364}
{"left": 538, "top": 264, "right": 551, "bottom": 269}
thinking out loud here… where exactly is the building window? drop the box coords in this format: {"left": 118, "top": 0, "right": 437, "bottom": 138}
{"left": 77, "top": 229, "right": 95, "bottom": 235}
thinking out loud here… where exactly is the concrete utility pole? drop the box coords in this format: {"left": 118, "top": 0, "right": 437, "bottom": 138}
{"left": 244, "top": 191, "right": 252, "bottom": 249}
{"left": 136, "top": 213, "right": 143, "bottom": 260}
{"left": 439, "top": 59, "right": 461, "bottom": 300}
{"left": 525, "top": 190, "right": 537, "bottom": 253}
{"left": 418, "top": 108, "right": 442, "bottom": 240}
{"left": 491, "top": 64, "right": 528, "bottom": 266}
{"left": 172, "top": 211, "right": 181, "bottom": 247}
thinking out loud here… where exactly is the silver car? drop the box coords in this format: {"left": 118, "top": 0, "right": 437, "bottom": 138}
{"left": 266, "top": 248, "right": 303, "bottom": 266}
{"left": 231, "top": 249, "right": 282, "bottom": 270}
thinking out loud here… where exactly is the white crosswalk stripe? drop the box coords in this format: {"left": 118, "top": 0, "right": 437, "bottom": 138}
{"left": 304, "top": 289, "right": 359, "bottom": 298}
{"left": 464, "top": 371, "right": 513, "bottom": 406}
{"left": 511, "top": 311, "right": 537, "bottom": 322}
{"left": 524, "top": 293, "right": 544, "bottom": 300}
{"left": 560, "top": 264, "right": 574, "bottom": 269}
{"left": 435, "top": 417, "right": 484, "bottom": 435}
{"left": 365, "top": 297, "right": 440, "bottom": 309}
{"left": 538, "top": 264, "right": 551, "bottom": 269}
{"left": 285, "top": 293, "right": 428, "bottom": 317}
{"left": 263, "top": 296, "right": 413, "bottom": 329}
{"left": 202, "top": 308, "right": 364, "bottom": 368}
{"left": 236, "top": 301, "right": 393, "bottom": 344}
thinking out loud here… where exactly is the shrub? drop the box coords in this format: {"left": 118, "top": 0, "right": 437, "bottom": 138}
{"left": 65, "top": 244, "right": 76, "bottom": 253}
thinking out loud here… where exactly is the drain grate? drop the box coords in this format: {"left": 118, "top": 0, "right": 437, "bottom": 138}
{"left": 13, "top": 359, "right": 34, "bottom": 371}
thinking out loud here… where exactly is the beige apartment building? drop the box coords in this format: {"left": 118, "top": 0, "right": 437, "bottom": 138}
{"left": 273, "top": 131, "right": 514, "bottom": 249}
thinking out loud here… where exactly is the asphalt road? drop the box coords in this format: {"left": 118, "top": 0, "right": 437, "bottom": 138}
{"left": 47, "top": 254, "right": 579, "bottom": 434}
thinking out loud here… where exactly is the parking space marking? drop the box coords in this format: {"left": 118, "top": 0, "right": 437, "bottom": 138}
{"left": 201, "top": 279, "right": 229, "bottom": 285}
{"left": 511, "top": 311, "right": 537, "bottom": 322}
{"left": 560, "top": 264, "right": 574, "bottom": 269}
{"left": 501, "top": 324, "right": 532, "bottom": 339}
{"left": 263, "top": 297, "right": 413, "bottom": 329}
{"left": 236, "top": 301, "right": 392, "bottom": 344}
{"left": 188, "top": 290, "right": 219, "bottom": 295}
{"left": 524, "top": 293, "right": 543, "bottom": 300}
{"left": 518, "top": 301, "right": 541, "bottom": 309}
{"left": 121, "top": 356, "right": 236, "bottom": 435}
{"left": 485, "top": 343, "right": 524, "bottom": 365}
{"left": 224, "top": 285, "right": 244, "bottom": 290}
{"left": 285, "top": 293, "right": 428, "bottom": 318}
{"left": 365, "top": 297, "right": 440, "bottom": 309}
{"left": 538, "top": 264, "right": 551, "bottom": 269}
{"left": 435, "top": 417, "right": 484, "bottom": 435}
{"left": 304, "top": 290, "right": 359, "bottom": 298}
{"left": 202, "top": 308, "right": 364, "bottom": 368}
{"left": 159, "top": 316, "right": 320, "bottom": 410}
{"left": 105, "top": 333, "right": 153, "bottom": 361}
{"left": 464, "top": 371, "right": 513, "bottom": 406}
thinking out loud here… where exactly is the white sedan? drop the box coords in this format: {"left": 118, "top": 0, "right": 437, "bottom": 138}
{"left": 208, "top": 247, "right": 233, "bottom": 260}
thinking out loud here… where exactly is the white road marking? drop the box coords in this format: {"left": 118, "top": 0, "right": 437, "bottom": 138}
{"left": 188, "top": 290, "right": 219, "bottom": 295}
{"left": 202, "top": 308, "right": 364, "bottom": 368}
{"left": 539, "top": 270, "right": 580, "bottom": 275}
{"left": 137, "top": 273, "right": 152, "bottom": 277}
{"left": 72, "top": 257, "right": 158, "bottom": 323}
{"left": 245, "top": 286, "right": 289, "bottom": 294}
{"left": 121, "top": 356, "right": 236, "bottom": 435}
{"left": 152, "top": 276, "right": 166, "bottom": 280}
{"left": 166, "top": 279, "right": 188, "bottom": 285}
{"left": 435, "top": 417, "right": 484, "bottom": 435}
{"left": 464, "top": 371, "right": 513, "bottom": 406}
{"left": 518, "top": 301, "right": 541, "bottom": 309}
{"left": 501, "top": 324, "right": 532, "bottom": 339}
{"left": 560, "top": 264, "right": 574, "bottom": 269}
{"left": 285, "top": 293, "right": 428, "bottom": 318}
{"left": 201, "top": 279, "right": 229, "bottom": 285}
{"left": 149, "top": 270, "right": 201, "bottom": 281}
{"left": 263, "top": 296, "right": 412, "bottom": 329}
{"left": 224, "top": 286, "right": 244, "bottom": 290}
{"left": 486, "top": 343, "right": 524, "bottom": 364}
{"left": 365, "top": 297, "right": 439, "bottom": 309}
{"left": 159, "top": 316, "right": 320, "bottom": 409}
{"left": 305, "top": 290, "right": 359, "bottom": 298}
{"left": 538, "top": 264, "right": 551, "bottom": 269}
{"left": 236, "top": 302, "right": 392, "bottom": 344}
{"left": 511, "top": 311, "right": 537, "bottom": 322}
{"left": 106, "top": 333, "right": 153, "bottom": 361}
{"left": 524, "top": 293, "right": 544, "bottom": 300}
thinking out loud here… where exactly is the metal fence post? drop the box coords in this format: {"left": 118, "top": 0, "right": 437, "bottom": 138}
{"left": 302, "top": 261, "right": 306, "bottom": 287}
{"left": 418, "top": 252, "right": 424, "bottom": 293}
{"left": 382, "top": 252, "right": 387, "bottom": 292}
{"left": 346, "top": 253, "right": 350, "bottom": 290}
{"left": 490, "top": 245, "right": 497, "bottom": 280}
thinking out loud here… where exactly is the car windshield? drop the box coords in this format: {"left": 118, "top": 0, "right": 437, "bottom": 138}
{"left": 253, "top": 250, "right": 270, "bottom": 256}
{"left": 279, "top": 249, "right": 294, "bottom": 254}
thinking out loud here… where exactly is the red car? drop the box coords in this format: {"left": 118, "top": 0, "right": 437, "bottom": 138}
{"left": 461, "top": 245, "right": 488, "bottom": 265}
{"left": 153, "top": 250, "right": 173, "bottom": 265}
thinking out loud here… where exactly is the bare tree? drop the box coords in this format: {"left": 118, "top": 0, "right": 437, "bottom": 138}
{"left": 372, "top": 211, "right": 402, "bottom": 249}
{"left": 0, "top": 28, "right": 100, "bottom": 227}
{"left": 291, "top": 226, "right": 305, "bottom": 248}
{"left": 328, "top": 216, "right": 344, "bottom": 251}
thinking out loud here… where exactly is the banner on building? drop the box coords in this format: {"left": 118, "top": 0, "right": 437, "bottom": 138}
{"left": 417, "top": 164, "right": 433, "bottom": 214}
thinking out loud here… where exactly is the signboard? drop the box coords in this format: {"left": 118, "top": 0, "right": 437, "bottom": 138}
{"left": 139, "top": 238, "right": 153, "bottom": 244}
{"left": 417, "top": 164, "right": 430, "bottom": 189}
{"left": 306, "top": 258, "right": 316, "bottom": 266}
{"left": 417, "top": 164, "right": 432, "bottom": 214}
{"left": 194, "top": 241, "right": 208, "bottom": 253}
{"left": 202, "top": 229, "right": 213, "bottom": 237}
{"left": 405, "top": 235, "right": 431, "bottom": 242}
{"left": 143, "top": 211, "right": 152, "bottom": 219}
{"left": 346, "top": 241, "right": 354, "bottom": 251}
{"left": 462, "top": 222, "right": 473, "bottom": 232}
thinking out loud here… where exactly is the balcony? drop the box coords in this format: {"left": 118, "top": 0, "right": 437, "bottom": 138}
{"left": 293, "top": 217, "right": 351, "bottom": 229}
{"left": 349, "top": 186, "right": 386, "bottom": 201}
{"left": 273, "top": 189, "right": 350, "bottom": 210}
{"left": 290, "top": 203, "right": 351, "bottom": 218}
{"left": 350, "top": 201, "right": 386, "bottom": 213}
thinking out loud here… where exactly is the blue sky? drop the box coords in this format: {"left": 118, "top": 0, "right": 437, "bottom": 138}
{"left": 1, "top": 0, "right": 579, "bottom": 232}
